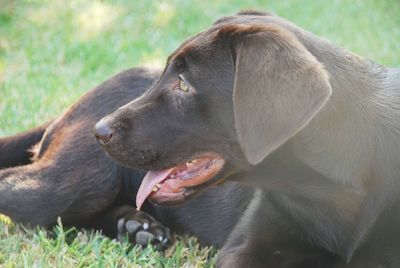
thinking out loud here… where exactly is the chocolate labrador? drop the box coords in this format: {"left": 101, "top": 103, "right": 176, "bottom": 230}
{"left": 1, "top": 65, "right": 264, "bottom": 249}
{"left": 94, "top": 11, "right": 400, "bottom": 268}
{"left": 1, "top": 69, "right": 330, "bottom": 267}
{"left": 0, "top": 67, "right": 260, "bottom": 251}
{"left": 3, "top": 57, "right": 326, "bottom": 268}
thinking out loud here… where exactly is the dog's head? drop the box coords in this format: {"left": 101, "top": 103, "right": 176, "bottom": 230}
{"left": 94, "top": 12, "right": 332, "bottom": 209}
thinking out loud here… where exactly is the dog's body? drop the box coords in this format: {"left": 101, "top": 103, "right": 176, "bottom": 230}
{"left": 0, "top": 68, "right": 256, "bottom": 249}
{"left": 94, "top": 11, "right": 400, "bottom": 267}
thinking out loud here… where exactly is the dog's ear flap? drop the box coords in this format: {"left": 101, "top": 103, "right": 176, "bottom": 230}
{"left": 219, "top": 24, "right": 332, "bottom": 165}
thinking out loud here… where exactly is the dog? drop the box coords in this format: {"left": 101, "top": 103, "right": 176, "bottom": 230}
{"left": 1, "top": 70, "right": 330, "bottom": 268}
{"left": 0, "top": 66, "right": 258, "bottom": 249}
{"left": 94, "top": 11, "right": 400, "bottom": 267}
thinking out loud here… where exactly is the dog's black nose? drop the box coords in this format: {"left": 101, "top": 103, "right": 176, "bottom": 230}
{"left": 94, "top": 120, "right": 113, "bottom": 145}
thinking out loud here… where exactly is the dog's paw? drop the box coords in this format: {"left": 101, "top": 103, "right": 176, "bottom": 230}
{"left": 117, "top": 210, "right": 171, "bottom": 251}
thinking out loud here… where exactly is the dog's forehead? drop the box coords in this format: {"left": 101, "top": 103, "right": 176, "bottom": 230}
{"left": 169, "top": 19, "right": 242, "bottom": 62}
{"left": 167, "top": 28, "right": 220, "bottom": 63}
{"left": 166, "top": 13, "right": 294, "bottom": 68}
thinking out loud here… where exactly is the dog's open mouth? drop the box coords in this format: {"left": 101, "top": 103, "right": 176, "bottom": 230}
{"left": 136, "top": 153, "right": 225, "bottom": 210}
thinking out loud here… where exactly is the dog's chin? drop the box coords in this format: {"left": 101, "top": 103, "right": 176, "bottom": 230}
{"left": 135, "top": 152, "right": 232, "bottom": 210}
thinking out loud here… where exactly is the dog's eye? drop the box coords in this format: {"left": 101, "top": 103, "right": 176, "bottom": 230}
{"left": 178, "top": 74, "right": 190, "bottom": 92}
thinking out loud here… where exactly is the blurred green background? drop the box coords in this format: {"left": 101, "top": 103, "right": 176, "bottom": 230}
{"left": 0, "top": 0, "right": 399, "bottom": 266}
{"left": 1, "top": 0, "right": 399, "bottom": 136}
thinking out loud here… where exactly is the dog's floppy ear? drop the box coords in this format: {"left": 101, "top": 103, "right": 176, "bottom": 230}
{"left": 219, "top": 24, "right": 331, "bottom": 165}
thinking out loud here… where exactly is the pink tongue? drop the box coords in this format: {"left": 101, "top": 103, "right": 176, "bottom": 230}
{"left": 136, "top": 168, "right": 174, "bottom": 210}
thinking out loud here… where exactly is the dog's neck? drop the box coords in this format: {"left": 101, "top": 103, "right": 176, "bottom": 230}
{"left": 292, "top": 36, "right": 400, "bottom": 189}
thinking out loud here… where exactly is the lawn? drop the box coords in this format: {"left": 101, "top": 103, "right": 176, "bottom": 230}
{"left": 0, "top": 0, "right": 399, "bottom": 267}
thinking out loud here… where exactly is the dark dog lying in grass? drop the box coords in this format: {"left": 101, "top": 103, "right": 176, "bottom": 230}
{"left": 94, "top": 11, "right": 400, "bottom": 268}
{"left": 0, "top": 67, "right": 255, "bottom": 250}
{"left": 1, "top": 10, "right": 399, "bottom": 268}
{"left": 2, "top": 67, "right": 329, "bottom": 268}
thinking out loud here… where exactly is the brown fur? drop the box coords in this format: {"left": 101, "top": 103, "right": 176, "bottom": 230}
{"left": 96, "top": 12, "right": 400, "bottom": 268}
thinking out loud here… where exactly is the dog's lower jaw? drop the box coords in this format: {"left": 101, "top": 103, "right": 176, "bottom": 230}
{"left": 135, "top": 153, "right": 225, "bottom": 209}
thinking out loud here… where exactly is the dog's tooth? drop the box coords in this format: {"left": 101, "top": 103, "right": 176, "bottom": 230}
{"left": 152, "top": 186, "right": 159, "bottom": 192}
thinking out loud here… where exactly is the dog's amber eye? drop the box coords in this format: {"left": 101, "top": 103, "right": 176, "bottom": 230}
{"left": 178, "top": 75, "right": 190, "bottom": 92}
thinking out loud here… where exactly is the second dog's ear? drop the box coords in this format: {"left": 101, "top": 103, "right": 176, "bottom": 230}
{"left": 219, "top": 24, "right": 331, "bottom": 165}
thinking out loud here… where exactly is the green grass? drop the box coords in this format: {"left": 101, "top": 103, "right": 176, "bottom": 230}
{"left": 0, "top": 0, "right": 399, "bottom": 267}
{"left": 0, "top": 217, "right": 216, "bottom": 267}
